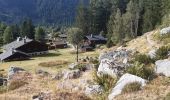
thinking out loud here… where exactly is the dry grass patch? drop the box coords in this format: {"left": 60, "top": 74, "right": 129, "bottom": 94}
{"left": 38, "top": 60, "right": 68, "bottom": 67}
{"left": 122, "top": 82, "right": 141, "bottom": 93}
{"left": 54, "top": 91, "right": 91, "bottom": 100}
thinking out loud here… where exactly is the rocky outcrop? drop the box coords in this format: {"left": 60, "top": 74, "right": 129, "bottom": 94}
{"left": 160, "top": 26, "right": 170, "bottom": 35}
{"left": 155, "top": 59, "right": 170, "bottom": 77}
{"left": 97, "top": 58, "right": 127, "bottom": 77}
{"left": 108, "top": 73, "right": 147, "bottom": 100}
{"left": 36, "top": 69, "right": 50, "bottom": 77}
{"left": 85, "top": 85, "right": 103, "bottom": 95}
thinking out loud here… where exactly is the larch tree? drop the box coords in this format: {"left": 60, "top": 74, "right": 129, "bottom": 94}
{"left": 67, "top": 28, "right": 84, "bottom": 62}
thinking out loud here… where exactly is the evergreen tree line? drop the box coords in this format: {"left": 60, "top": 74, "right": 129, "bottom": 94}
{"left": 76, "top": 0, "right": 170, "bottom": 47}
{"left": 0, "top": 19, "right": 45, "bottom": 45}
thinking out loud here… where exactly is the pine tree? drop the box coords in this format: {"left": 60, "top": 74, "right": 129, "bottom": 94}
{"left": 3, "top": 26, "right": 14, "bottom": 44}
{"left": 35, "top": 26, "right": 46, "bottom": 42}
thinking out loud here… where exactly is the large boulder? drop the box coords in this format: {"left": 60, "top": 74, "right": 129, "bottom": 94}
{"left": 8, "top": 66, "right": 25, "bottom": 79}
{"left": 160, "top": 26, "right": 170, "bottom": 35}
{"left": 97, "top": 59, "right": 127, "bottom": 77}
{"left": 155, "top": 59, "right": 170, "bottom": 77}
{"left": 108, "top": 73, "right": 147, "bottom": 100}
{"left": 63, "top": 69, "right": 81, "bottom": 79}
{"left": 85, "top": 85, "right": 103, "bottom": 95}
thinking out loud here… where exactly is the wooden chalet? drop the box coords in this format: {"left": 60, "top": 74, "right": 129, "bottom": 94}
{"left": 0, "top": 37, "right": 48, "bottom": 61}
{"left": 84, "top": 34, "right": 107, "bottom": 47}
{"left": 47, "top": 39, "right": 67, "bottom": 49}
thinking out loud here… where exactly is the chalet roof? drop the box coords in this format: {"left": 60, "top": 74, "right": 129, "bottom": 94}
{"left": 85, "top": 34, "right": 107, "bottom": 41}
{"left": 2, "top": 37, "right": 33, "bottom": 51}
{"left": 58, "top": 34, "right": 67, "bottom": 38}
{"left": 0, "top": 50, "right": 30, "bottom": 61}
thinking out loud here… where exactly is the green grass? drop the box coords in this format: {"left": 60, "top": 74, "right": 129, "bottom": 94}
{"left": 0, "top": 48, "right": 99, "bottom": 75}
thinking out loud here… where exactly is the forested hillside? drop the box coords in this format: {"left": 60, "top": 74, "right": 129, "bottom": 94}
{"left": 0, "top": 0, "right": 88, "bottom": 26}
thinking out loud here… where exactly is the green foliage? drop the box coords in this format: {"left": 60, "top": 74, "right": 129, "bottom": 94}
{"left": 127, "top": 62, "right": 154, "bottom": 80}
{"left": 164, "top": 92, "right": 170, "bottom": 100}
{"left": 106, "top": 39, "right": 114, "bottom": 48}
{"left": 35, "top": 26, "right": 46, "bottom": 42}
{"left": 134, "top": 54, "right": 154, "bottom": 65}
{"left": 3, "top": 26, "right": 14, "bottom": 44}
{"left": 93, "top": 70, "right": 117, "bottom": 91}
{"left": 155, "top": 46, "right": 170, "bottom": 60}
{"left": 67, "top": 28, "right": 84, "bottom": 46}
{"left": 122, "top": 82, "right": 141, "bottom": 93}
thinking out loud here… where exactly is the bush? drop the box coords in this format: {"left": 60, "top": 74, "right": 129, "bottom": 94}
{"left": 93, "top": 70, "right": 117, "bottom": 91}
{"left": 127, "top": 62, "right": 155, "bottom": 80}
{"left": 122, "top": 82, "right": 141, "bottom": 93}
{"left": 134, "top": 54, "right": 154, "bottom": 65}
{"left": 73, "top": 64, "right": 87, "bottom": 72}
{"left": 155, "top": 46, "right": 170, "bottom": 60}
{"left": 0, "top": 86, "right": 7, "bottom": 94}
{"left": 106, "top": 39, "right": 114, "bottom": 48}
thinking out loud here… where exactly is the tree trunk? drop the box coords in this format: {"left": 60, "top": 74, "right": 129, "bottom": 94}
{"left": 76, "top": 45, "right": 79, "bottom": 62}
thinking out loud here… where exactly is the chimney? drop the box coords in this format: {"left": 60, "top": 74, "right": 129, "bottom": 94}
{"left": 17, "top": 37, "right": 22, "bottom": 42}
{"left": 91, "top": 34, "right": 93, "bottom": 38}
{"left": 11, "top": 48, "right": 15, "bottom": 54}
{"left": 23, "top": 36, "right": 27, "bottom": 43}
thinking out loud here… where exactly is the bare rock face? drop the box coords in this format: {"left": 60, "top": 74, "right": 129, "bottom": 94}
{"left": 155, "top": 59, "right": 170, "bottom": 77}
{"left": 85, "top": 85, "right": 103, "bottom": 95}
{"left": 108, "top": 73, "right": 147, "bottom": 100}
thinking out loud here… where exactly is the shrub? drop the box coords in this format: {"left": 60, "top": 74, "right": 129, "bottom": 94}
{"left": 39, "top": 60, "right": 68, "bottom": 67}
{"left": 127, "top": 62, "right": 155, "bottom": 80}
{"left": 122, "top": 82, "right": 141, "bottom": 93}
{"left": 106, "top": 39, "right": 113, "bottom": 48}
{"left": 134, "top": 54, "right": 154, "bottom": 65}
{"left": 0, "top": 86, "right": 7, "bottom": 94}
{"left": 73, "top": 63, "right": 87, "bottom": 72}
{"left": 93, "top": 70, "right": 117, "bottom": 91}
{"left": 155, "top": 46, "right": 170, "bottom": 60}
{"left": 8, "top": 80, "right": 27, "bottom": 90}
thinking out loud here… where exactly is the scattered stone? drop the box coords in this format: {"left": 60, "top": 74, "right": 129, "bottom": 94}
{"left": 85, "top": 85, "right": 103, "bottom": 95}
{"left": 68, "top": 63, "right": 78, "bottom": 69}
{"left": 108, "top": 73, "right": 147, "bottom": 100}
{"left": 52, "top": 72, "right": 64, "bottom": 80}
{"left": 155, "top": 59, "right": 170, "bottom": 77}
{"left": 8, "top": 66, "right": 25, "bottom": 79}
{"left": 63, "top": 69, "right": 81, "bottom": 79}
{"left": 36, "top": 69, "right": 50, "bottom": 77}
{"left": 148, "top": 49, "right": 157, "bottom": 59}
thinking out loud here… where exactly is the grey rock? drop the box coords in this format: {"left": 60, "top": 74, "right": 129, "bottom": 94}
{"left": 0, "top": 77, "right": 7, "bottom": 86}
{"left": 52, "top": 72, "right": 64, "bottom": 80}
{"left": 63, "top": 69, "right": 81, "bottom": 79}
{"left": 85, "top": 85, "right": 103, "bottom": 95}
{"left": 68, "top": 63, "right": 78, "bottom": 69}
{"left": 160, "top": 26, "right": 170, "bottom": 35}
{"left": 148, "top": 49, "right": 157, "bottom": 59}
{"left": 8, "top": 66, "right": 25, "bottom": 79}
{"left": 108, "top": 73, "right": 147, "bottom": 100}
{"left": 36, "top": 69, "right": 50, "bottom": 77}
{"left": 155, "top": 59, "right": 170, "bottom": 77}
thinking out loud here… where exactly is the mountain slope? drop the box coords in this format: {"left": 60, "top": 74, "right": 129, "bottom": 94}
{"left": 0, "top": 0, "right": 89, "bottom": 26}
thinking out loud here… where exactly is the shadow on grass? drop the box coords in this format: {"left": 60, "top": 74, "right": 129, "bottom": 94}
{"left": 35, "top": 53, "right": 61, "bottom": 57}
